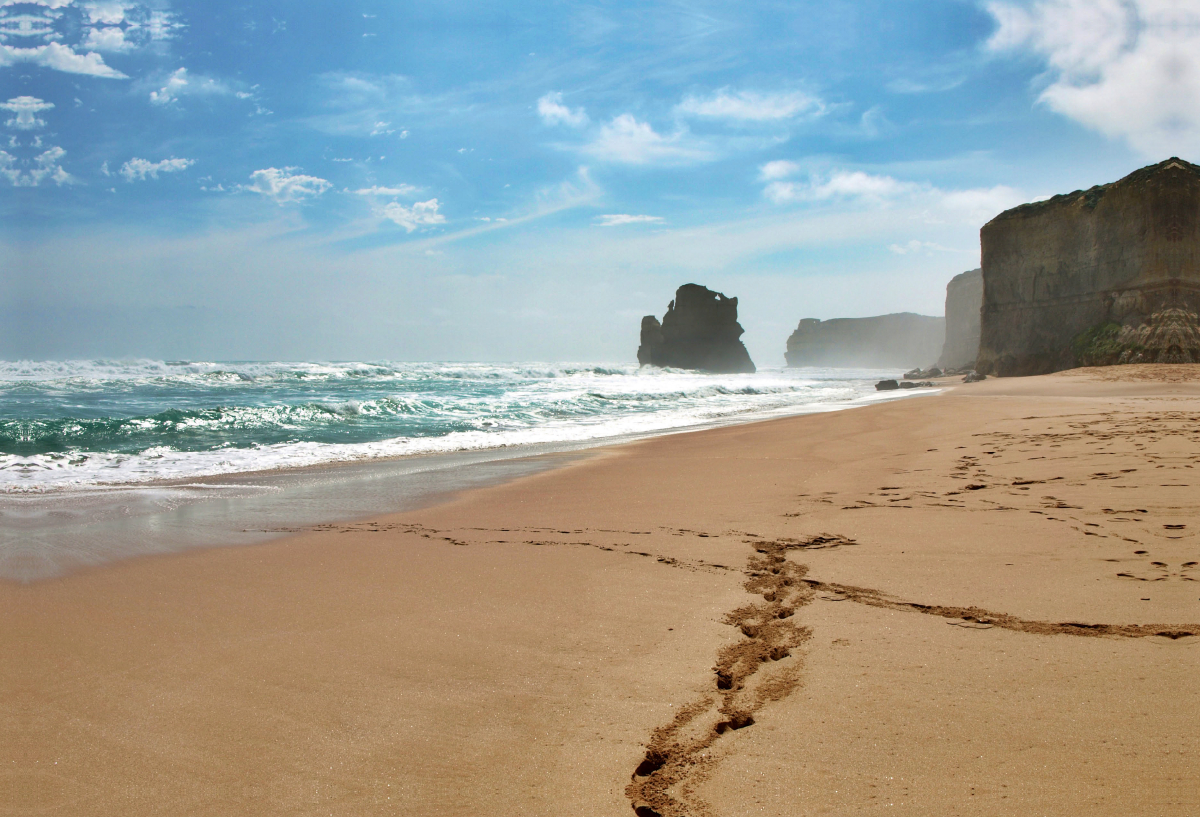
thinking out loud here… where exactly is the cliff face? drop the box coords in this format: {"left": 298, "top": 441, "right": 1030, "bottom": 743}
{"left": 976, "top": 157, "right": 1200, "bottom": 376}
{"left": 784, "top": 313, "right": 944, "bottom": 368}
{"left": 637, "top": 284, "right": 756, "bottom": 373}
{"left": 937, "top": 269, "right": 983, "bottom": 370}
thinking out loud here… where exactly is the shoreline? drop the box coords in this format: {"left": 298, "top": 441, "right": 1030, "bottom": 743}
{"left": 2, "top": 377, "right": 937, "bottom": 495}
{"left": 6, "top": 366, "right": 1196, "bottom": 815}
{"left": 1, "top": 384, "right": 940, "bottom": 583}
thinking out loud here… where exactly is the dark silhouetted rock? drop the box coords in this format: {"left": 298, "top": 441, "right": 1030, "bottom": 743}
{"left": 785, "top": 313, "right": 944, "bottom": 368}
{"left": 977, "top": 158, "right": 1200, "bottom": 376}
{"left": 963, "top": 371, "right": 986, "bottom": 383}
{"left": 875, "top": 379, "right": 900, "bottom": 391}
{"left": 637, "top": 284, "right": 756, "bottom": 373}
{"left": 904, "top": 367, "right": 942, "bottom": 379}
{"left": 937, "top": 269, "right": 983, "bottom": 371}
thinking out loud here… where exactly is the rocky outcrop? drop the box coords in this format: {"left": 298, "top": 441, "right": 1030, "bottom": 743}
{"left": 784, "top": 313, "right": 944, "bottom": 368}
{"left": 937, "top": 269, "right": 982, "bottom": 370}
{"left": 976, "top": 157, "right": 1200, "bottom": 376}
{"left": 637, "top": 284, "right": 756, "bottom": 373}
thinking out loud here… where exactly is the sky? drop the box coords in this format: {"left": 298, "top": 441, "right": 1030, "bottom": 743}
{"left": 2, "top": 0, "right": 1198, "bottom": 364}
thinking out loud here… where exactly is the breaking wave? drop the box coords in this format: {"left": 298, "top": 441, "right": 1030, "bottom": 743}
{"left": 1, "top": 360, "right": 916, "bottom": 491}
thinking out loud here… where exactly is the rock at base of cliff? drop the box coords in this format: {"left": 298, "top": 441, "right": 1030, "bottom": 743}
{"left": 637, "top": 284, "right": 756, "bottom": 374}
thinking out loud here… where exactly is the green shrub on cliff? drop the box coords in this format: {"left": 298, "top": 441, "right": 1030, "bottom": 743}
{"left": 1071, "top": 322, "right": 1136, "bottom": 366}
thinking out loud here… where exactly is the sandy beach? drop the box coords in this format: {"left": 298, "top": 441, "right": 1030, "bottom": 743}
{"left": 4, "top": 365, "right": 1199, "bottom": 816}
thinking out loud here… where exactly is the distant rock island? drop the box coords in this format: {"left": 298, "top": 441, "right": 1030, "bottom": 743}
{"left": 977, "top": 157, "right": 1200, "bottom": 376}
{"left": 784, "top": 313, "right": 944, "bottom": 368}
{"left": 937, "top": 268, "right": 983, "bottom": 371}
{"left": 638, "top": 284, "right": 756, "bottom": 373}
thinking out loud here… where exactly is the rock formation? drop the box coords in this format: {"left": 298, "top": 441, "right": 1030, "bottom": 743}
{"left": 976, "top": 157, "right": 1200, "bottom": 376}
{"left": 784, "top": 313, "right": 944, "bottom": 368}
{"left": 637, "top": 284, "right": 756, "bottom": 373}
{"left": 937, "top": 268, "right": 982, "bottom": 370}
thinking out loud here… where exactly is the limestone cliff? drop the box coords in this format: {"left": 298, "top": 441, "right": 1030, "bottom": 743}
{"left": 976, "top": 157, "right": 1200, "bottom": 376}
{"left": 937, "top": 269, "right": 983, "bottom": 370}
{"left": 637, "top": 284, "right": 756, "bottom": 373}
{"left": 784, "top": 313, "right": 944, "bottom": 368}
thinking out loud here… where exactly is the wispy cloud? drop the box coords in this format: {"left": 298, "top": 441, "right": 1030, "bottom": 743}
{"left": 353, "top": 184, "right": 420, "bottom": 197}
{"left": 889, "top": 239, "right": 956, "bottom": 255}
{"left": 763, "top": 168, "right": 1025, "bottom": 224}
{"left": 149, "top": 68, "right": 233, "bottom": 106}
{"left": 581, "top": 114, "right": 712, "bottom": 165}
{"left": 537, "top": 91, "right": 588, "bottom": 127}
{"left": 675, "top": 88, "right": 826, "bottom": 121}
{"left": 765, "top": 170, "right": 920, "bottom": 205}
{"left": 305, "top": 72, "right": 417, "bottom": 137}
{"left": 245, "top": 167, "right": 332, "bottom": 204}
{"left": 120, "top": 156, "right": 194, "bottom": 181}
{"left": 594, "top": 214, "right": 664, "bottom": 227}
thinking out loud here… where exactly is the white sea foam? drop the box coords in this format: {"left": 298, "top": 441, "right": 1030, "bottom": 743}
{"left": 1, "top": 361, "right": 930, "bottom": 492}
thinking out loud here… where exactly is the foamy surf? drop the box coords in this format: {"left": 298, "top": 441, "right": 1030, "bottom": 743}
{"left": 1, "top": 360, "right": 926, "bottom": 493}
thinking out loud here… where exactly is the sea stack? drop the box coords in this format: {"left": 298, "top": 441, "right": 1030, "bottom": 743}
{"left": 637, "top": 284, "right": 756, "bottom": 373}
{"left": 937, "top": 269, "right": 983, "bottom": 371}
{"left": 976, "top": 157, "right": 1200, "bottom": 376}
{"left": 784, "top": 313, "right": 944, "bottom": 368}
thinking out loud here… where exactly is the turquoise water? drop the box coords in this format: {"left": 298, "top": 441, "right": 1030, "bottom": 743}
{"left": 1, "top": 360, "right": 908, "bottom": 493}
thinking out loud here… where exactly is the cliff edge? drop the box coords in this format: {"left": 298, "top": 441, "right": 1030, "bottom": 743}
{"left": 637, "top": 284, "right": 756, "bottom": 373}
{"left": 977, "top": 157, "right": 1200, "bottom": 376}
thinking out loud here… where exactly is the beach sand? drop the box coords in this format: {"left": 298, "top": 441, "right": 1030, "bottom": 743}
{"left": 4, "top": 365, "right": 1199, "bottom": 816}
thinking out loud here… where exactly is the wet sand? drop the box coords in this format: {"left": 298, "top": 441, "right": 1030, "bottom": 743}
{"left": 4, "top": 365, "right": 1199, "bottom": 816}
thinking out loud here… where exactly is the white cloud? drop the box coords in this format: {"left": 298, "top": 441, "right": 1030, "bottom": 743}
{"left": 763, "top": 168, "right": 1026, "bottom": 224}
{"left": 581, "top": 114, "right": 712, "bottom": 165}
{"left": 537, "top": 91, "right": 588, "bottom": 127}
{"left": 889, "top": 239, "right": 956, "bottom": 255}
{"left": 1, "top": 96, "right": 53, "bottom": 130}
{"left": 0, "top": 144, "right": 74, "bottom": 186}
{"left": 765, "top": 170, "right": 920, "bottom": 205}
{"left": 82, "top": 1, "right": 135, "bottom": 25}
{"left": 0, "top": 151, "right": 16, "bottom": 185}
{"left": 353, "top": 184, "right": 419, "bottom": 196}
{"left": 594, "top": 214, "right": 664, "bottom": 227}
{"left": 246, "top": 167, "right": 332, "bottom": 204}
{"left": 987, "top": 0, "right": 1200, "bottom": 158}
{"left": 0, "top": 43, "right": 127, "bottom": 78}
{"left": 758, "top": 160, "right": 799, "bottom": 181}
{"left": 81, "top": 26, "right": 133, "bottom": 52}
{"left": 0, "top": 0, "right": 73, "bottom": 7}
{"left": 937, "top": 185, "right": 1026, "bottom": 222}
{"left": 119, "top": 156, "right": 194, "bottom": 181}
{"left": 380, "top": 198, "right": 446, "bottom": 232}
{"left": 149, "top": 68, "right": 231, "bottom": 106}
{"left": 675, "top": 89, "right": 826, "bottom": 122}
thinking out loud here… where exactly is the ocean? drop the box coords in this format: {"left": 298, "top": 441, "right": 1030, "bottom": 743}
{"left": 1, "top": 360, "right": 928, "bottom": 579}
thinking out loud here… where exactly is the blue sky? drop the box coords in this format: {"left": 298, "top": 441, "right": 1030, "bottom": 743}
{"left": 2, "top": 0, "right": 1196, "bottom": 362}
